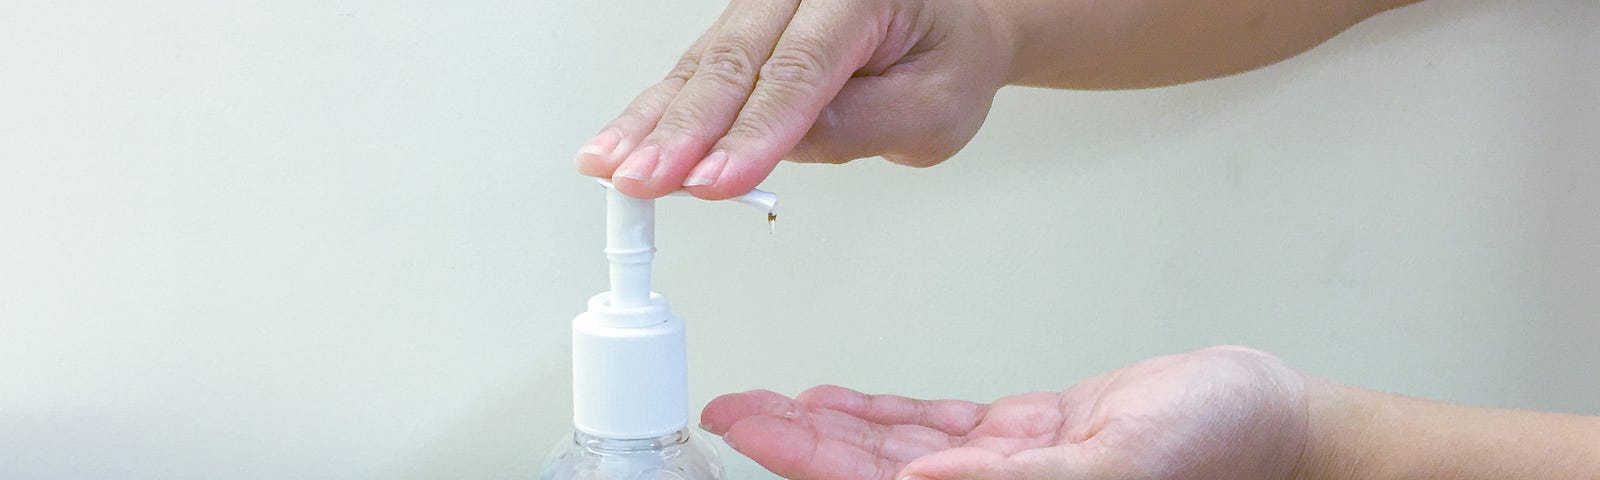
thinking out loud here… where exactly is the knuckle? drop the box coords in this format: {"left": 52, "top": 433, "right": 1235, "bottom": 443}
{"left": 610, "top": 83, "right": 677, "bottom": 129}
{"left": 728, "top": 91, "right": 816, "bottom": 141}
{"left": 665, "top": 53, "right": 700, "bottom": 83}
{"left": 696, "top": 39, "right": 762, "bottom": 88}
{"left": 725, "top": 114, "right": 782, "bottom": 142}
{"left": 759, "top": 42, "right": 830, "bottom": 90}
{"left": 652, "top": 105, "right": 718, "bottom": 138}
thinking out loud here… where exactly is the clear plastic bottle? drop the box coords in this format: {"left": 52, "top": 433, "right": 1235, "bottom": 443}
{"left": 538, "top": 428, "right": 724, "bottom": 480}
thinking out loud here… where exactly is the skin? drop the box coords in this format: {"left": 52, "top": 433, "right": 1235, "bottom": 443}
{"left": 575, "top": 0, "right": 1600, "bottom": 478}
{"left": 573, "top": 0, "right": 1420, "bottom": 200}
{"left": 701, "top": 346, "right": 1311, "bottom": 480}
{"left": 701, "top": 346, "right": 1600, "bottom": 480}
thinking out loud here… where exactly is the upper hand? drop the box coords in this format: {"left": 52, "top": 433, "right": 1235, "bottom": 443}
{"left": 574, "top": 0, "right": 1012, "bottom": 199}
{"left": 700, "top": 346, "right": 1311, "bottom": 480}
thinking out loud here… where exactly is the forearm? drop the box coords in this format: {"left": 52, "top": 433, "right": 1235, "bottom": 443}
{"left": 984, "top": 0, "right": 1422, "bottom": 89}
{"left": 1296, "top": 376, "right": 1600, "bottom": 480}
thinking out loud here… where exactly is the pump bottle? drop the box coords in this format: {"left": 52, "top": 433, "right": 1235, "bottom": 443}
{"left": 539, "top": 180, "right": 776, "bottom": 480}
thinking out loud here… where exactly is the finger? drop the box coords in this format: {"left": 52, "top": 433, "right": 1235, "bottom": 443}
{"left": 703, "top": 389, "right": 954, "bottom": 464}
{"left": 575, "top": 28, "right": 718, "bottom": 178}
{"left": 724, "top": 414, "right": 901, "bottom": 480}
{"left": 700, "top": 389, "right": 797, "bottom": 435}
{"left": 798, "top": 407, "right": 954, "bottom": 465}
{"left": 796, "top": 385, "right": 989, "bottom": 437}
{"left": 688, "top": 0, "right": 887, "bottom": 200}
{"left": 612, "top": 0, "right": 803, "bottom": 198}
{"left": 902, "top": 445, "right": 1108, "bottom": 480}
{"left": 897, "top": 446, "right": 1019, "bottom": 480}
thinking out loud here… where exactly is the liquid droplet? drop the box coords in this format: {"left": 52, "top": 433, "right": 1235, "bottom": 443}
{"left": 767, "top": 212, "right": 776, "bottom": 234}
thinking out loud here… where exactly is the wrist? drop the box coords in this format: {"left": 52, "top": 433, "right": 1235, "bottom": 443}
{"left": 1294, "top": 374, "right": 1600, "bottom": 480}
{"left": 970, "top": 0, "right": 1025, "bottom": 86}
{"left": 1290, "top": 376, "right": 1387, "bottom": 480}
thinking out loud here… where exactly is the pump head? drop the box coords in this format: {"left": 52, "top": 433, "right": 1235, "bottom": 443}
{"left": 596, "top": 179, "right": 777, "bottom": 308}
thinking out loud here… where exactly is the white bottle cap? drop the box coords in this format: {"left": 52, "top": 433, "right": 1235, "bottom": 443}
{"left": 572, "top": 291, "right": 687, "bottom": 439}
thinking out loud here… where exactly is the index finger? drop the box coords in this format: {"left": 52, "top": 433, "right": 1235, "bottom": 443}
{"left": 687, "top": 0, "right": 886, "bottom": 199}
{"left": 797, "top": 385, "right": 989, "bottom": 437}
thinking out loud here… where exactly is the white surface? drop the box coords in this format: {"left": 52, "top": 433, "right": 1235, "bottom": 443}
{"left": 0, "top": 0, "right": 1595, "bottom": 479}
{"left": 572, "top": 292, "right": 687, "bottom": 440}
{"left": 604, "top": 185, "right": 657, "bottom": 309}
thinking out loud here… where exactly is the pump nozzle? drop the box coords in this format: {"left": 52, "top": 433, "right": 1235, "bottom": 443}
{"left": 596, "top": 179, "right": 777, "bottom": 308}
{"left": 594, "top": 179, "right": 778, "bottom": 217}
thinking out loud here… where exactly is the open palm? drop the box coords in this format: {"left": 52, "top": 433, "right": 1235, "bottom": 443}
{"left": 700, "top": 346, "right": 1310, "bottom": 480}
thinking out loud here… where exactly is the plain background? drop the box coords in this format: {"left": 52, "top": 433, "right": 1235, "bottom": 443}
{"left": 1, "top": 0, "right": 1595, "bottom": 478}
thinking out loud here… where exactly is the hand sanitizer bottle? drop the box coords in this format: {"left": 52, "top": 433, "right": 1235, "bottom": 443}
{"left": 539, "top": 181, "right": 776, "bottom": 480}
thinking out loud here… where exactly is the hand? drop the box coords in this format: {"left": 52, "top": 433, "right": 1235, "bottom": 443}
{"left": 700, "top": 346, "right": 1311, "bottom": 480}
{"left": 574, "top": 0, "right": 1012, "bottom": 199}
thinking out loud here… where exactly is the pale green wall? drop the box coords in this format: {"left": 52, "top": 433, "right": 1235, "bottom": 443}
{"left": 0, "top": 0, "right": 1594, "bottom": 478}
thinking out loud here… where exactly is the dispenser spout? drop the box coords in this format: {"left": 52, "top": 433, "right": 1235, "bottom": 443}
{"left": 723, "top": 188, "right": 778, "bottom": 233}
{"left": 725, "top": 189, "right": 778, "bottom": 219}
{"left": 596, "top": 179, "right": 777, "bottom": 308}
{"left": 595, "top": 179, "right": 778, "bottom": 216}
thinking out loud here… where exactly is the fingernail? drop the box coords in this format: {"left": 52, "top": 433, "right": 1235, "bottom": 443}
{"left": 614, "top": 145, "right": 659, "bottom": 182}
{"left": 576, "top": 129, "right": 621, "bottom": 163}
{"left": 697, "top": 422, "right": 712, "bottom": 432}
{"left": 683, "top": 150, "right": 729, "bottom": 187}
{"left": 723, "top": 435, "right": 739, "bottom": 451}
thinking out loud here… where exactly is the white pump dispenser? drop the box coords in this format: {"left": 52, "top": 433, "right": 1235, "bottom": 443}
{"left": 541, "top": 180, "right": 777, "bottom": 480}
{"left": 574, "top": 180, "right": 776, "bottom": 438}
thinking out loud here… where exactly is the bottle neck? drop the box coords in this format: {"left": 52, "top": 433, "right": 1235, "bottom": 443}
{"left": 572, "top": 428, "right": 690, "bottom": 453}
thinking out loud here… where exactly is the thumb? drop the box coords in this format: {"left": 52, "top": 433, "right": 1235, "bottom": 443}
{"left": 789, "top": 73, "right": 991, "bottom": 168}
{"left": 898, "top": 445, "right": 1108, "bottom": 480}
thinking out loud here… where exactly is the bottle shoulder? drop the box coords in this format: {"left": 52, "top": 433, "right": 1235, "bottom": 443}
{"left": 540, "top": 428, "right": 724, "bottom": 480}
